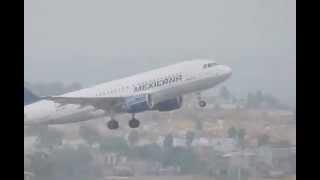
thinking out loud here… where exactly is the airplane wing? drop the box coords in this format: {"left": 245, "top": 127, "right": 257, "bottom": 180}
{"left": 43, "top": 96, "right": 126, "bottom": 111}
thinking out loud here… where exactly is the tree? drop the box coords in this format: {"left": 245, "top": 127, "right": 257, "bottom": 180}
{"left": 78, "top": 125, "right": 101, "bottom": 146}
{"left": 219, "top": 86, "right": 231, "bottom": 100}
{"left": 128, "top": 130, "right": 139, "bottom": 147}
{"left": 25, "top": 125, "right": 47, "bottom": 137}
{"left": 162, "top": 147, "right": 201, "bottom": 174}
{"left": 246, "top": 93, "right": 255, "bottom": 108}
{"left": 231, "top": 96, "right": 238, "bottom": 103}
{"left": 49, "top": 145, "right": 95, "bottom": 180}
{"left": 24, "top": 155, "right": 32, "bottom": 171}
{"left": 228, "top": 126, "right": 237, "bottom": 139}
{"left": 273, "top": 139, "right": 291, "bottom": 147}
{"left": 195, "top": 119, "right": 203, "bottom": 131}
{"left": 100, "top": 137, "right": 129, "bottom": 155}
{"left": 134, "top": 143, "right": 163, "bottom": 162}
{"left": 238, "top": 128, "right": 246, "bottom": 141}
{"left": 163, "top": 134, "right": 174, "bottom": 149}
{"left": 36, "top": 127, "right": 63, "bottom": 149}
{"left": 29, "top": 151, "right": 53, "bottom": 179}
{"left": 237, "top": 128, "right": 246, "bottom": 148}
{"left": 68, "top": 82, "right": 82, "bottom": 91}
{"left": 255, "top": 90, "right": 264, "bottom": 106}
{"left": 246, "top": 92, "right": 260, "bottom": 108}
{"left": 227, "top": 127, "right": 246, "bottom": 148}
{"left": 257, "top": 134, "right": 270, "bottom": 146}
{"left": 185, "top": 131, "right": 195, "bottom": 147}
{"left": 263, "top": 93, "right": 280, "bottom": 108}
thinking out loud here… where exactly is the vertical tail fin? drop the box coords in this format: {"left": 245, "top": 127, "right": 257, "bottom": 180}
{"left": 24, "top": 88, "right": 40, "bottom": 105}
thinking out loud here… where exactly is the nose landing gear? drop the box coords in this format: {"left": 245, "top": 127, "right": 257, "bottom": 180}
{"left": 199, "top": 100, "right": 207, "bottom": 107}
{"left": 196, "top": 93, "right": 207, "bottom": 108}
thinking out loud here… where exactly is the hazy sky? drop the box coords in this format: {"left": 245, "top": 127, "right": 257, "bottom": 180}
{"left": 24, "top": 0, "right": 296, "bottom": 105}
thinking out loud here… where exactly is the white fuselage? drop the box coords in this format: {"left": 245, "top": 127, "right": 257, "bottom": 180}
{"left": 24, "top": 59, "right": 232, "bottom": 125}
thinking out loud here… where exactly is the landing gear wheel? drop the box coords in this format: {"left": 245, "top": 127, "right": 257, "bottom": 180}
{"left": 107, "top": 120, "right": 119, "bottom": 130}
{"left": 129, "top": 118, "right": 140, "bottom": 128}
{"left": 199, "top": 100, "right": 207, "bottom": 108}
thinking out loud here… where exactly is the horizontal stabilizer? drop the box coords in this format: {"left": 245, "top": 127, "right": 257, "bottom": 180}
{"left": 24, "top": 88, "right": 40, "bottom": 105}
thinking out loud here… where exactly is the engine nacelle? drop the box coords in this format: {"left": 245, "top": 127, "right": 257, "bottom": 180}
{"left": 153, "top": 96, "right": 183, "bottom": 112}
{"left": 124, "top": 94, "right": 153, "bottom": 113}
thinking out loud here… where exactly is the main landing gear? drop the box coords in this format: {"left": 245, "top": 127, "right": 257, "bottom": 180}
{"left": 107, "top": 119, "right": 119, "bottom": 130}
{"left": 129, "top": 114, "right": 140, "bottom": 128}
{"left": 106, "top": 114, "right": 140, "bottom": 130}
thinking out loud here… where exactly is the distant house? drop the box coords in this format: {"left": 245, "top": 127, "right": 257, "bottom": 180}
{"left": 256, "top": 145, "right": 296, "bottom": 168}
{"left": 156, "top": 136, "right": 187, "bottom": 147}
{"left": 210, "top": 138, "right": 237, "bottom": 152}
{"left": 156, "top": 135, "right": 237, "bottom": 153}
{"left": 24, "top": 171, "right": 34, "bottom": 180}
{"left": 192, "top": 137, "right": 237, "bottom": 153}
{"left": 61, "top": 139, "right": 88, "bottom": 149}
{"left": 268, "top": 110, "right": 294, "bottom": 116}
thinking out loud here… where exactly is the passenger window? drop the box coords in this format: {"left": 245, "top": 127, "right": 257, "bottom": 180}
{"left": 208, "top": 62, "right": 217, "bottom": 68}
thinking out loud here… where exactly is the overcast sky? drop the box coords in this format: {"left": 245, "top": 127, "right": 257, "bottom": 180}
{"left": 24, "top": 0, "right": 296, "bottom": 106}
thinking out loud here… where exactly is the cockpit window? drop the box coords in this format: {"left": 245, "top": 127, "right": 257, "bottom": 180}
{"left": 203, "top": 62, "right": 217, "bottom": 69}
{"left": 208, "top": 62, "right": 217, "bottom": 67}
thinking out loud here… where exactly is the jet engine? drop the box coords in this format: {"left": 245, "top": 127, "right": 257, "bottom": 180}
{"left": 153, "top": 96, "right": 183, "bottom": 112}
{"left": 124, "top": 94, "right": 153, "bottom": 113}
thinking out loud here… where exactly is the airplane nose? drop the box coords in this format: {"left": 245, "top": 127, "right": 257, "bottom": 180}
{"left": 223, "top": 66, "right": 232, "bottom": 78}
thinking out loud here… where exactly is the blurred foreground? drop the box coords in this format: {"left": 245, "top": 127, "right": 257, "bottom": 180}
{"left": 24, "top": 84, "right": 295, "bottom": 180}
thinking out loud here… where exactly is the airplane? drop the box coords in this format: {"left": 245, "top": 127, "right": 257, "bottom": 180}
{"left": 24, "top": 59, "right": 232, "bottom": 129}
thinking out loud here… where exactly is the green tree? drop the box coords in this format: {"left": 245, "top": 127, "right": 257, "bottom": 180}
{"left": 185, "top": 131, "right": 195, "bottom": 147}
{"left": 49, "top": 145, "right": 95, "bottom": 180}
{"left": 100, "top": 137, "right": 129, "bottom": 155}
{"left": 29, "top": 151, "right": 53, "bottom": 180}
{"left": 163, "top": 134, "right": 174, "bottom": 150}
{"left": 195, "top": 119, "right": 203, "bottom": 131}
{"left": 231, "top": 96, "right": 238, "bottom": 103}
{"left": 128, "top": 130, "right": 139, "bottom": 147}
{"left": 162, "top": 147, "right": 201, "bottom": 174}
{"left": 220, "top": 86, "right": 231, "bottom": 100}
{"left": 25, "top": 125, "right": 48, "bottom": 137}
{"left": 36, "top": 127, "right": 63, "bottom": 149}
{"left": 273, "top": 139, "right": 291, "bottom": 147}
{"left": 78, "top": 125, "right": 101, "bottom": 146}
{"left": 238, "top": 128, "right": 247, "bottom": 148}
{"left": 238, "top": 128, "right": 246, "bottom": 141}
{"left": 247, "top": 92, "right": 259, "bottom": 108}
{"left": 227, "top": 126, "right": 237, "bottom": 138}
{"left": 255, "top": 90, "right": 264, "bottom": 106}
{"left": 263, "top": 93, "right": 280, "bottom": 108}
{"left": 68, "top": 82, "right": 82, "bottom": 91}
{"left": 257, "top": 134, "right": 270, "bottom": 146}
{"left": 134, "top": 143, "right": 163, "bottom": 162}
